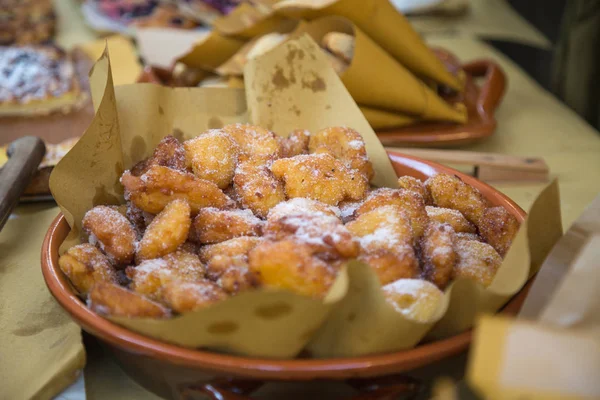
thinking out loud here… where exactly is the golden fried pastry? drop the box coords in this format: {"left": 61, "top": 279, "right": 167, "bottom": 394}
{"left": 128, "top": 250, "right": 204, "bottom": 301}
{"left": 267, "top": 198, "right": 340, "bottom": 222}
{"left": 183, "top": 130, "right": 239, "bottom": 189}
{"left": 281, "top": 129, "right": 310, "bottom": 158}
{"left": 425, "top": 206, "right": 476, "bottom": 234}
{"left": 222, "top": 123, "right": 281, "bottom": 162}
{"left": 163, "top": 280, "right": 228, "bottom": 313}
{"left": 249, "top": 239, "right": 340, "bottom": 298}
{"left": 130, "top": 136, "right": 187, "bottom": 176}
{"left": 137, "top": 199, "right": 191, "bottom": 261}
{"left": 360, "top": 250, "right": 420, "bottom": 285}
{"left": 82, "top": 206, "right": 136, "bottom": 266}
{"left": 193, "top": 208, "right": 263, "bottom": 244}
{"left": 355, "top": 188, "right": 428, "bottom": 239}
{"left": 308, "top": 126, "right": 374, "bottom": 180}
{"left": 382, "top": 279, "right": 443, "bottom": 322}
{"left": 265, "top": 213, "right": 358, "bottom": 259}
{"left": 89, "top": 282, "right": 171, "bottom": 318}
{"left": 346, "top": 205, "right": 419, "bottom": 284}
{"left": 421, "top": 223, "right": 456, "bottom": 289}
{"left": 397, "top": 176, "right": 431, "bottom": 204}
{"left": 271, "top": 153, "right": 368, "bottom": 206}
{"left": 478, "top": 206, "right": 520, "bottom": 257}
{"left": 217, "top": 266, "right": 258, "bottom": 294}
{"left": 199, "top": 236, "right": 264, "bottom": 264}
{"left": 453, "top": 240, "right": 502, "bottom": 287}
{"left": 58, "top": 244, "right": 117, "bottom": 295}
{"left": 233, "top": 161, "right": 285, "bottom": 218}
{"left": 425, "top": 174, "right": 488, "bottom": 226}
{"left": 121, "top": 165, "right": 233, "bottom": 214}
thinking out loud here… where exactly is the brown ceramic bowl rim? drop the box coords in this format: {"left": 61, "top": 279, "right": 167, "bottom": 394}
{"left": 41, "top": 151, "right": 526, "bottom": 380}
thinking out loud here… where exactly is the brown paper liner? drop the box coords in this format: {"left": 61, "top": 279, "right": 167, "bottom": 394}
{"left": 213, "top": 2, "right": 298, "bottom": 39}
{"left": 176, "top": 30, "right": 246, "bottom": 72}
{"left": 359, "top": 105, "right": 417, "bottom": 129}
{"left": 273, "top": 0, "right": 462, "bottom": 91}
{"left": 49, "top": 37, "right": 549, "bottom": 358}
{"left": 292, "top": 17, "right": 467, "bottom": 123}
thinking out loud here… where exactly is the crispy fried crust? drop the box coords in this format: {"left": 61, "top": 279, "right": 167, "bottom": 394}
{"left": 83, "top": 206, "right": 136, "bottom": 266}
{"left": 121, "top": 165, "right": 233, "bottom": 214}
{"left": 163, "top": 280, "right": 228, "bottom": 313}
{"left": 425, "top": 206, "right": 476, "bottom": 234}
{"left": 421, "top": 223, "right": 456, "bottom": 289}
{"left": 193, "top": 208, "right": 263, "bottom": 244}
{"left": 397, "top": 176, "right": 431, "bottom": 204}
{"left": 58, "top": 244, "right": 117, "bottom": 295}
{"left": 425, "top": 174, "right": 488, "bottom": 226}
{"left": 233, "top": 161, "right": 285, "bottom": 218}
{"left": 478, "top": 206, "right": 520, "bottom": 257}
{"left": 137, "top": 199, "right": 191, "bottom": 261}
{"left": 222, "top": 123, "right": 281, "bottom": 162}
{"left": 280, "top": 129, "right": 310, "bottom": 158}
{"left": 271, "top": 153, "right": 368, "bottom": 206}
{"left": 453, "top": 239, "right": 502, "bottom": 287}
{"left": 184, "top": 130, "right": 239, "bottom": 189}
{"left": 89, "top": 282, "right": 171, "bottom": 318}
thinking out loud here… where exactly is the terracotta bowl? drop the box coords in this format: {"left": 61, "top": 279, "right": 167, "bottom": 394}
{"left": 41, "top": 151, "right": 528, "bottom": 399}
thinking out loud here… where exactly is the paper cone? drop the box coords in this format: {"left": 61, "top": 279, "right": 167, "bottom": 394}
{"left": 292, "top": 17, "right": 467, "bottom": 123}
{"left": 176, "top": 30, "right": 246, "bottom": 72}
{"left": 213, "top": 2, "right": 297, "bottom": 39}
{"left": 359, "top": 105, "right": 417, "bottom": 129}
{"left": 273, "top": 0, "right": 462, "bottom": 90}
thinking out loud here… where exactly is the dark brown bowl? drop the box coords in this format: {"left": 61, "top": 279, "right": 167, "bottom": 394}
{"left": 41, "top": 151, "right": 527, "bottom": 399}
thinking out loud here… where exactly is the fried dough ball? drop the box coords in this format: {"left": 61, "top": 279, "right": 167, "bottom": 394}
{"left": 193, "top": 208, "right": 263, "bottom": 244}
{"left": 265, "top": 213, "right": 358, "bottom": 259}
{"left": 222, "top": 123, "right": 281, "bottom": 162}
{"left": 478, "top": 206, "right": 520, "bottom": 257}
{"left": 128, "top": 250, "right": 205, "bottom": 301}
{"left": 425, "top": 206, "right": 476, "bottom": 234}
{"left": 233, "top": 161, "right": 285, "bottom": 218}
{"left": 453, "top": 239, "right": 502, "bottom": 287}
{"left": 82, "top": 206, "right": 136, "bottom": 266}
{"left": 201, "top": 237, "right": 262, "bottom": 294}
{"left": 199, "top": 236, "right": 264, "bottom": 264}
{"left": 163, "top": 280, "right": 227, "bottom": 313}
{"left": 421, "top": 223, "right": 456, "bottom": 289}
{"left": 382, "top": 279, "right": 443, "bottom": 322}
{"left": 346, "top": 205, "right": 419, "bottom": 284}
{"left": 89, "top": 282, "right": 171, "bottom": 318}
{"left": 126, "top": 203, "right": 154, "bottom": 238}
{"left": 397, "top": 176, "right": 431, "bottom": 204}
{"left": 130, "top": 135, "right": 187, "bottom": 176}
{"left": 425, "top": 174, "right": 488, "bottom": 226}
{"left": 121, "top": 165, "right": 233, "bottom": 214}
{"left": 137, "top": 199, "right": 191, "bottom": 261}
{"left": 58, "top": 244, "right": 118, "bottom": 295}
{"left": 183, "top": 130, "right": 239, "bottom": 189}
{"left": 281, "top": 129, "right": 310, "bottom": 158}
{"left": 249, "top": 239, "right": 339, "bottom": 298}
{"left": 267, "top": 198, "right": 340, "bottom": 222}
{"left": 271, "top": 153, "right": 368, "bottom": 206}
{"left": 355, "top": 188, "right": 428, "bottom": 239}
{"left": 308, "top": 126, "right": 374, "bottom": 180}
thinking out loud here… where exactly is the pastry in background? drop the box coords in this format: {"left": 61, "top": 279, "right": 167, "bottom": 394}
{"left": 134, "top": 4, "right": 199, "bottom": 29}
{"left": 0, "top": 46, "right": 87, "bottom": 117}
{"left": 0, "top": 0, "right": 56, "bottom": 45}
{"left": 94, "top": 0, "right": 159, "bottom": 24}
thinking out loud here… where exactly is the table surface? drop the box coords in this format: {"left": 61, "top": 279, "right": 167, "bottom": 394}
{"left": 4, "top": 0, "right": 600, "bottom": 399}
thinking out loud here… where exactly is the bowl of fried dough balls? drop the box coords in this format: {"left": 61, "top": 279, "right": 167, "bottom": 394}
{"left": 42, "top": 124, "right": 527, "bottom": 398}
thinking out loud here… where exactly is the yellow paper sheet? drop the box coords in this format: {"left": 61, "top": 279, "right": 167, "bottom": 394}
{"left": 76, "top": 35, "right": 141, "bottom": 86}
{"left": 273, "top": 0, "right": 462, "bottom": 90}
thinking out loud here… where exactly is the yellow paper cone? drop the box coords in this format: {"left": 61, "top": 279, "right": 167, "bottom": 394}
{"left": 273, "top": 0, "right": 462, "bottom": 90}
{"left": 293, "top": 17, "right": 467, "bottom": 123}
{"left": 176, "top": 30, "right": 246, "bottom": 71}
{"left": 214, "top": 2, "right": 297, "bottom": 39}
{"left": 359, "top": 105, "right": 417, "bottom": 129}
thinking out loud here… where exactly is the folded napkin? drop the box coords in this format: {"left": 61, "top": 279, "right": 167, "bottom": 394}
{"left": 0, "top": 206, "right": 85, "bottom": 400}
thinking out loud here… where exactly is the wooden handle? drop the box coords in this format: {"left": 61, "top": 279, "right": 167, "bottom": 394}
{"left": 388, "top": 148, "right": 549, "bottom": 183}
{"left": 0, "top": 137, "right": 46, "bottom": 231}
{"left": 463, "top": 60, "right": 507, "bottom": 115}
{"left": 179, "top": 376, "right": 420, "bottom": 400}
